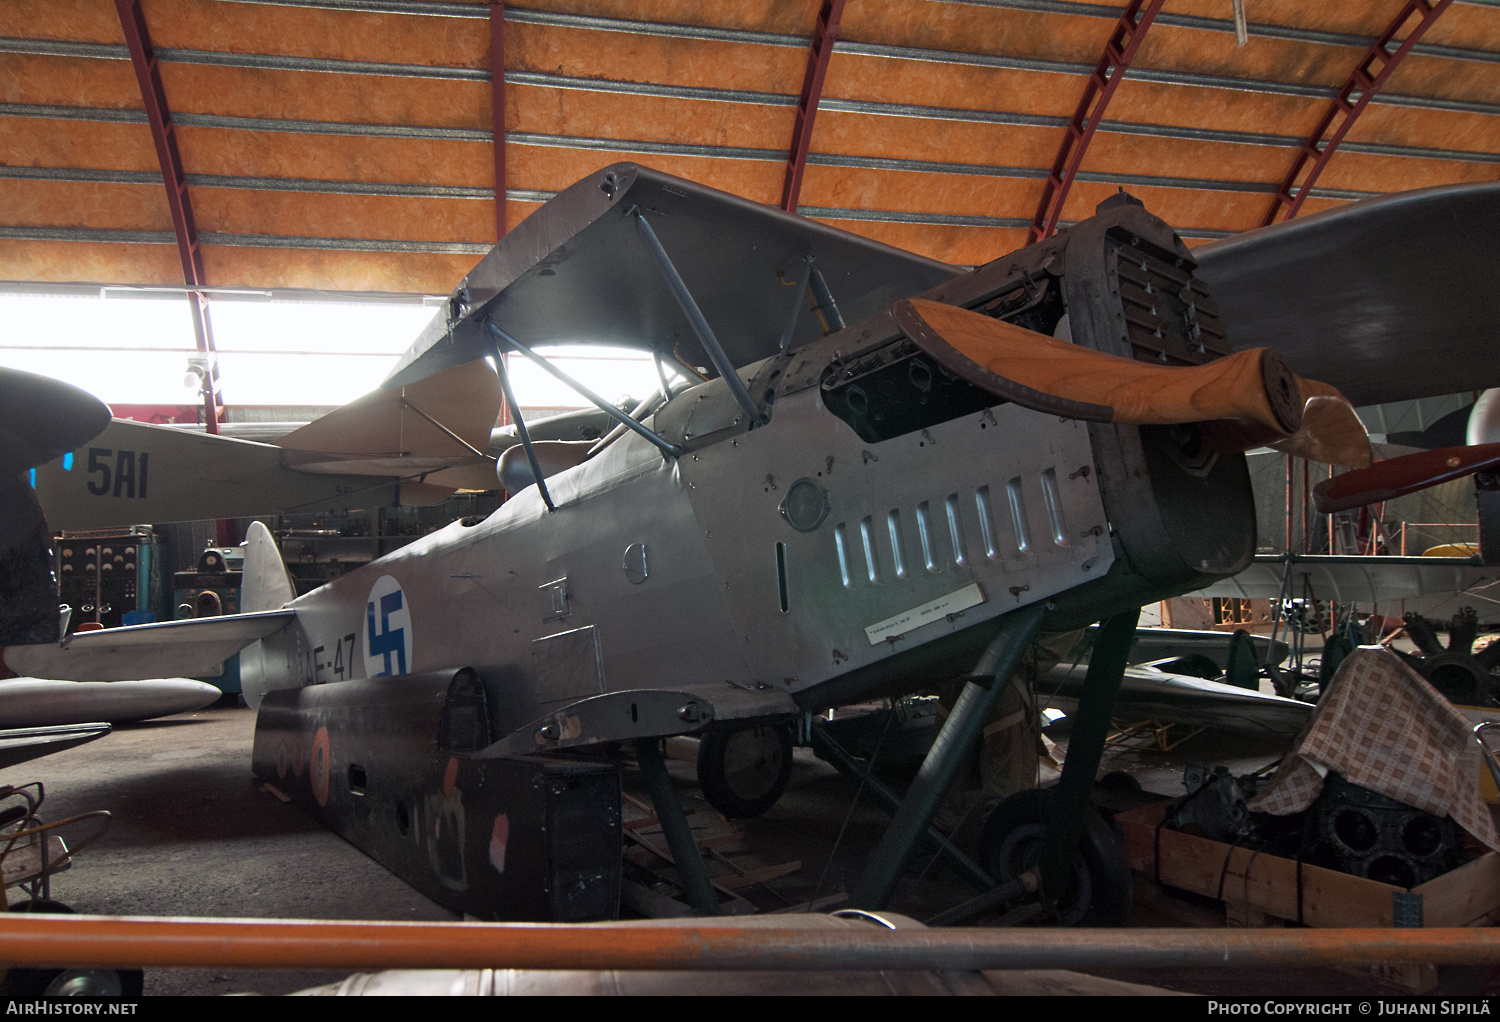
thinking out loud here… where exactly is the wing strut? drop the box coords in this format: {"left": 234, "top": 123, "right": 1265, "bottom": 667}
{"left": 633, "top": 209, "right": 764, "bottom": 428}
{"left": 487, "top": 336, "right": 554, "bottom": 512}
{"left": 488, "top": 323, "right": 683, "bottom": 459}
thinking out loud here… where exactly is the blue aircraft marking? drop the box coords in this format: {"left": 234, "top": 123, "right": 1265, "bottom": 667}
{"left": 367, "top": 589, "right": 407, "bottom": 677}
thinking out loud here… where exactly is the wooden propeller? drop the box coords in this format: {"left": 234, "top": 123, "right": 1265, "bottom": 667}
{"left": 892, "top": 299, "right": 1371, "bottom": 469}
{"left": 1314, "top": 442, "right": 1500, "bottom": 514}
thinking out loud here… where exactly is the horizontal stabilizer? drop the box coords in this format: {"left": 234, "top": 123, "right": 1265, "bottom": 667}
{"left": 0, "top": 722, "right": 110, "bottom": 770}
{"left": 3, "top": 610, "right": 296, "bottom": 682}
{"left": 33, "top": 418, "right": 411, "bottom": 531}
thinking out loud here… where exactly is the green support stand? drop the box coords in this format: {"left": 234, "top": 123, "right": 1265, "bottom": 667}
{"left": 849, "top": 604, "right": 1046, "bottom": 910}
{"left": 634, "top": 737, "right": 719, "bottom": 916}
{"left": 1038, "top": 606, "right": 1139, "bottom": 905}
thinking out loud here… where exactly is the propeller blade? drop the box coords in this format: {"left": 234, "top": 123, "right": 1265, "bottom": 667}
{"left": 894, "top": 298, "right": 1304, "bottom": 434}
{"left": 1313, "top": 442, "right": 1500, "bottom": 514}
{"left": 1199, "top": 391, "right": 1372, "bottom": 471}
{"left": 1267, "top": 393, "right": 1373, "bottom": 470}
{"left": 893, "top": 298, "right": 1373, "bottom": 469}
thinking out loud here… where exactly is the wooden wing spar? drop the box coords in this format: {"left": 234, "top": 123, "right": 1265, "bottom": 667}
{"left": 891, "top": 299, "right": 1371, "bottom": 470}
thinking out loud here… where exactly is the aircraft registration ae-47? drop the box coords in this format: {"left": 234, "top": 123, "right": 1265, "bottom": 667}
{"left": 8, "top": 166, "right": 1499, "bottom": 925}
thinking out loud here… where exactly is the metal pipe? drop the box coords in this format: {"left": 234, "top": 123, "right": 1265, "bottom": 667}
{"left": 4, "top": 916, "right": 1500, "bottom": 972}
{"left": 398, "top": 396, "right": 490, "bottom": 459}
{"left": 1038, "top": 607, "right": 1138, "bottom": 903}
{"left": 806, "top": 266, "right": 845, "bottom": 334}
{"left": 652, "top": 351, "right": 673, "bottom": 402}
{"left": 488, "top": 322, "right": 682, "bottom": 458}
{"left": 849, "top": 605, "right": 1047, "bottom": 910}
{"left": 777, "top": 258, "right": 813, "bottom": 351}
{"left": 633, "top": 737, "right": 719, "bottom": 916}
{"left": 586, "top": 392, "right": 665, "bottom": 458}
{"left": 923, "top": 870, "right": 1037, "bottom": 928}
{"left": 632, "top": 210, "right": 763, "bottom": 428}
{"left": 808, "top": 723, "right": 995, "bottom": 892}
{"left": 487, "top": 338, "right": 553, "bottom": 511}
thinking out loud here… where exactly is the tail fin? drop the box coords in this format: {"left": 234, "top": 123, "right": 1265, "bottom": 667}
{"left": 241, "top": 522, "right": 296, "bottom": 612}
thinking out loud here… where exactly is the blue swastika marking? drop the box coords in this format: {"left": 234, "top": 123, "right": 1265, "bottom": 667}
{"left": 367, "top": 589, "right": 407, "bottom": 676}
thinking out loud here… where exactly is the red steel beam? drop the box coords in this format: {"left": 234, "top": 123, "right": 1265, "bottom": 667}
{"left": 489, "top": 1, "right": 507, "bottom": 246}
{"left": 113, "top": 0, "right": 223, "bottom": 436}
{"left": 779, "top": 0, "right": 846, "bottom": 213}
{"left": 489, "top": 3, "right": 511, "bottom": 430}
{"left": 1262, "top": 0, "right": 1455, "bottom": 225}
{"left": 1027, "top": 0, "right": 1166, "bottom": 244}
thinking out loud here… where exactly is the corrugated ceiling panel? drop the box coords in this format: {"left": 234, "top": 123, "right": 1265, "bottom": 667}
{"left": 0, "top": 239, "right": 184, "bottom": 286}
{"left": 0, "top": 117, "right": 158, "bottom": 171}
{"left": 199, "top": 245, "right": 484, "bottom": 293}
{"left": 0, "top": 0, "right": 1497, "bottom": 292}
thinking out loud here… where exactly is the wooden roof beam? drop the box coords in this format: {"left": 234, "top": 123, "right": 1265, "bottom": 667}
{"left": 780, "top": 0, "right": 846, "bottom": 213}
{"left": 1262, "top": 0, "right": 1456, "bottom": 225}
{"left": 113, "top": 0, "right": 223, "bottom": 434}
{"left": 1027, "top": 0, "right": 1167, "bottom": 245}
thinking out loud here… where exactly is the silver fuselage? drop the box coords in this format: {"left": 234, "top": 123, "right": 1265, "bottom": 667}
{"left": 245, "top": 364, "right": 1112, "bottom": 742}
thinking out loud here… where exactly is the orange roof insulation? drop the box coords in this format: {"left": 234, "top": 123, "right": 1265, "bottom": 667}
{"left": 1, "top": 0, "right": 1498, "bottom": 293}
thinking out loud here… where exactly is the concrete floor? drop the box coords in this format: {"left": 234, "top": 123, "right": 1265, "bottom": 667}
{"left": 5, "top": 702, "right": 1492, "bottom": 996}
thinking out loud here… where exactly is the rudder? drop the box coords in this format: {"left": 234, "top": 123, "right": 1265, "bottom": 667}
{"left": 241, "top": 521, "right": 296, "bottom": 613}
{"left": 239, "top": 521, "right": 298, "bottom": 710}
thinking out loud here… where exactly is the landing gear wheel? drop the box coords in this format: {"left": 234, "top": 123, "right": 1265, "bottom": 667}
{"left": 0, "top": 900, "right": 145, "bottom": 997}
{"left": 979, "top": 787, "right": 1131, "bottom": 927}
{"left": 696, "top": 723, "right": 793, "bottom": 819}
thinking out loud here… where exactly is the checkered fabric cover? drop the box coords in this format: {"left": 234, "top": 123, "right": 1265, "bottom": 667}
{"left": 1247, "top": 646, "right": 1500, "bottom": 853}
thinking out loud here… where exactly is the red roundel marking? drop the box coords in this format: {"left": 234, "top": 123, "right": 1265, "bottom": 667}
{"left": 310, "top": 726, "right": 331, "bottom": 807}
{"left": 442, "top": 756, "right": 460, "bottom": 799}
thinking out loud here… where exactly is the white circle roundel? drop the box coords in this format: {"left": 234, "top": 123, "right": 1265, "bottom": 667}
{"left": 362, "top": 575, "right": 413, "bottom": 678}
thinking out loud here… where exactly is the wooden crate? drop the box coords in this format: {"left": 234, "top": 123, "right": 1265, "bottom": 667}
{"left": 1118, "top": 800, "right": 1500, "bottom": 992}
{"left": 1119, "top": 800, "right": 1500, "bottom": 928}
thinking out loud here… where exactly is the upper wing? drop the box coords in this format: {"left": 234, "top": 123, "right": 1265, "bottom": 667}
{"left": 2, "top": 610, "right": 296, "bottom": 682}
{"left": 383, "top": 162, "right": 957, "bottom": 389}
{"left": 1194, "top": 182, "right": 1500, "bottom": 407}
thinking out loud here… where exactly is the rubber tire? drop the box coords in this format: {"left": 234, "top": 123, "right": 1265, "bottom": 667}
{"left": 0, "top": 900, "right": 145, "bottom": 997}
{"left": 696, "top": 724, "right": 794, "bottom": 819}
{"left": 979, "top": 787, "right": 1132, "bottom": 927}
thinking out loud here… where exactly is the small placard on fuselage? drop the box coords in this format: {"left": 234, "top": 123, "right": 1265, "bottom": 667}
{"left": 863, "top": 582, "right": 986, "bottom": 646}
